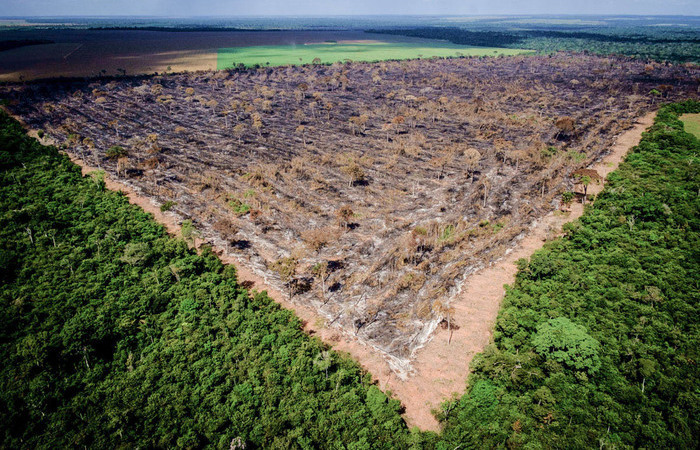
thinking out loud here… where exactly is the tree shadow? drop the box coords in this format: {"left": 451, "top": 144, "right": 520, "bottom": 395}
{"left": 232, "top": 239, "right": 251, "bottom": 250}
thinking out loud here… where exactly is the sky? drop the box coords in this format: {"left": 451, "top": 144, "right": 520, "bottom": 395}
{"left": 2, "top": 0, "right": 699, "bottom": 17}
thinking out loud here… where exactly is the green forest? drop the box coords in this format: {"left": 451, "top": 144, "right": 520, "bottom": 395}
{"left": 1, "top": 100, "right": 699, "bottom": 448}
{"left": 373, "top": 27, "right": 700, "bottom": 63}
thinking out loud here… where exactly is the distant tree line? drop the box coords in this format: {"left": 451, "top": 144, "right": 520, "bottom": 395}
{"left": 371, "top": 27, "right": 700, "bottom": 63}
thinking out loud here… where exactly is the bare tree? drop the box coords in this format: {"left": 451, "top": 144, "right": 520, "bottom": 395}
{"left": 233, "top": 123, "right": 246, "bottom": 144}
{"left": 555, "top": 116, "right": 575, "bottom": 140}
{"left": 312, "top": 262, "right": 329, "bottom": 303}
{"left": 463, "top": 147, "right": 481, "bottom": 183}
{"left": 272, "top": 257, "right": 298, "bottom": 301}
{"left": 295, "top": 125, "right": 307, "bottom": 146}
{"left": 336, "top": 206, "right": 354, "bottom": 231}
{"left": 341, "top": 160, "right": 365, "bottom": 187}
{"left": 251, "top": 113, "right": 264, "bottom": 137}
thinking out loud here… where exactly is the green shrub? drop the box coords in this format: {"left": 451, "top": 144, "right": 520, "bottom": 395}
{"left": 160, "top": 200, "right": 176, "bottom": 212}
{"left": 105, "top": 145, "right": 127, "bottom": 159}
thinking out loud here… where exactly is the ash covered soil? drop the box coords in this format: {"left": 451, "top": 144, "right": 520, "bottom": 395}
{"left": 5, "top": 53, "right": 697, "bottom": 371}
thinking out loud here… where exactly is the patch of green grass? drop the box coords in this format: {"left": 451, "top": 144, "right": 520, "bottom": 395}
{"left": 228, "top": 198, "right": 251, "bottom": 215}
{"left": 217, "top": 42, "right": 531, "bottom": 69}
{"left": 439, "top": 224, "right": 456, "bottom": 242}
{"left": 680, "top": 113, "right": 700, "bottom": 139}
{"left": 105, "top": 145, "right": 127, "bottom": 159}
{"left": 160, "top": 200, "right": 176, "bottom": 212}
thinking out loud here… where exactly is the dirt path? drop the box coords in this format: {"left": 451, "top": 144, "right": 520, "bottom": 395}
{"left": 4, "top": 106, "right": 656, "bottom": 432}
{"left": 379, "top": 110, "right": 657, "bottom": 430}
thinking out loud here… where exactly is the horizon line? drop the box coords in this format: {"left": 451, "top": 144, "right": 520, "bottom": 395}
{"left": 2, "top": 13, "right": 700, "bottom": 19}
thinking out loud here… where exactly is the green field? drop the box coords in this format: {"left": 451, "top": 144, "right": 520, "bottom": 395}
{"left": 681, "top": 113, "right": 700, "bottom": 138}
{"left": 217, "top": 41, "right": 531, "bottom": 69}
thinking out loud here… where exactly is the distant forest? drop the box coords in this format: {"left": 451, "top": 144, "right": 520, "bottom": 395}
{"left": 0, "top": 65, "right": 698, "bottom": 446}
{"left": 372, "top": 27, "right": 700, "bottom": 63}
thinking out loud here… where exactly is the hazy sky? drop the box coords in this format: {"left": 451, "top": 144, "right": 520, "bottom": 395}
{"left": 2, "top": 0, "right": 699, "bottom": 17}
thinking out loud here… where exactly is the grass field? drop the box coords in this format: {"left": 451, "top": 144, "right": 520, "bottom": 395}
{"left": 217, "top": 41, "right": 531, "bottom": 68}
{"left": 681, "top": 113, "right": 700, "bottom": 138}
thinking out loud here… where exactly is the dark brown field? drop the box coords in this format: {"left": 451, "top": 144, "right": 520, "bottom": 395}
{"left": 4, "top": 53, "right": 698, "bottom": 371}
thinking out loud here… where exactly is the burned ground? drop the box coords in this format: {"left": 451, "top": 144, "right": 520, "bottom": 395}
{"left": 5, "top": 53, "right": 697, "bottom": 372}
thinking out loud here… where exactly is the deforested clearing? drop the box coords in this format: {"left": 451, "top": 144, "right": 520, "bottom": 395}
{"left": 4, "top": 53, "right": 698, "bottom": 373}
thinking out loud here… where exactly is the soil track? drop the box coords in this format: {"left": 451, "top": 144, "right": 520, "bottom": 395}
{"left": 2, "top": 107, "right": 655, "bottom": 431}
{"left": 379, "top": 111, "right": 656, "bottom": 430}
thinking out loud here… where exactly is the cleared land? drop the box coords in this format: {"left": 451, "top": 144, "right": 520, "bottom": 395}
{"left": 681, "top": 113, "right": 700, "bottom": 138}
{"left": 4, "top": 54, "right": 698, "bottom": 377}
{"left": 0, "top": 29, "right": 441, "bottom": 81}
{"left": 389, "top": 111, "right": 656, "bottom": 429}
{"left": 217, "top": 42, "right": 530, "bottom": 68}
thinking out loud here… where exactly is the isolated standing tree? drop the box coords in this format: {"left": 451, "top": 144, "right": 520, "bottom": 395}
{"left": 410, "top": 226, "right": 428, "bottom": 264}
{"left": 381, "top": 123, "right": 393, "bottom": 142}
{"left": 479, "top": 175, "right": 492, "bottom": 207}
{"left": 464, "top": 148, "right": 481, "bottom": 183}
{"left": 341, "top": 160, "right": 365, "bottom": 187}
{"left": 180, "top": 220, "right": 200, "bottom": 247}
{"left": 433, "top": 300, "right": 457, "bottom": 344}
{"left": 324, "top": 102, "right": 334, "bottom": 121}
{"left": 473, "top": 97, "right": 485, "bottom": 113}
{"left": 430, "top": 148, "right": 456, "bottom": 180}
{"left": 107, "top": 119, "right": 120, "bottom": 138}
{"left": 272, "top": 257, "right": 298, "bottom": 301}
{"left": 205, "top": 99, "right": 219, "bottom": 115}
{"left": 336, "top": 206, "right": 354, "bottom": 231}
{"left": 233, "top": 123, "right": 246, "bottom": 144}
{"left": 293, "top": 109, "right": 306, "bottom": 125}
{"left": 312, "top": 261, "right": 329, "bottom": 303}
{"left": 251, "top": 113, "right": 264, "bottom": 137}
{"left": 116, "top": 156, "right": 129, "bottom": 177}
{"left": 555, "top": 116, "right": 575, "bottom": 140}
{"left": 150, "top": 84, "right": 163, "bottom": 96}
{"left": 295, "top": 125, "right": 307, "bottom": 146}
{"left": 561, "top": 191, "right": 575, "bottom": 211}
{"left": 348, "top": 116, "right": 363, "bottom": 136}
{"left": 391, "top": 115, "right": 405, "bottom": 134}
{"left": 106, "top": 145, "right": 127, "bottom": 160}
{"left": 95, "top": 96, "right": 108, "bottom": 110}
{"left": 572, "top": 169, "right": 602, "bottom": 205}
{"left": 579, "top": 175, "right": 592, "bottom": 204}
{"left": 157, "top": 95, "right": 174, "bottom": 115}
